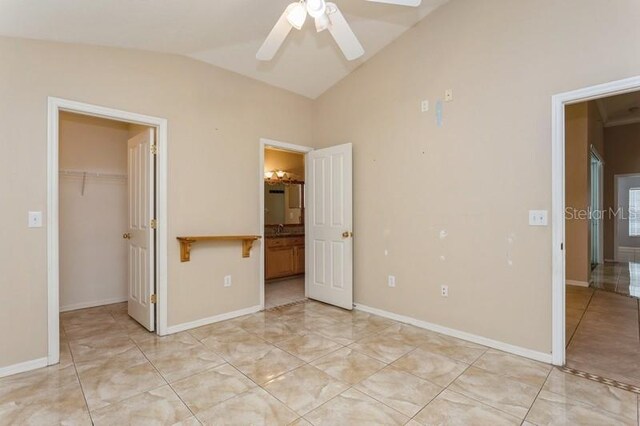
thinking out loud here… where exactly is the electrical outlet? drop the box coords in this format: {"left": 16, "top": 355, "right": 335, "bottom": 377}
{"left": 224, "top": 275, "right": 232, "bottom": 287}
{"left": 28, "top": 211, "right": 43, "bottom": 228}
{"left": 388, "top": 275, "right": 396, "bottom": 288}
{"left": 441, "top": 285, "right": 449, "bottom": 297}
{"left": 444, "top": 89, "right": 453, "bottom": 102}
{"left": 421, "top": 100, "right": 429, "bottom": 112}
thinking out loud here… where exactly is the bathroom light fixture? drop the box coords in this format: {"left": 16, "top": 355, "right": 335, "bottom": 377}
{"left": 264, "top": 171, "right": 275, "bottom": 179}
{"left": 275, "top": 170, "right": 287, "bottom": 178}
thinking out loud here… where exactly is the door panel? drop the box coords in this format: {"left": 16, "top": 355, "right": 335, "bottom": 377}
{"left": 306, "top": 143, "right": 353, "bottom": 309}
{"left": 127, "top": 128, "right": 155, "bottom": 331}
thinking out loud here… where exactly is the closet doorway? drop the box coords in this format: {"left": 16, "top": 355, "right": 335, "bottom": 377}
{"left": 47, "top": 98, "right": 168, "bottom": 366}
{"left": 59, "top": 111, "right": 156, "bottom": 327}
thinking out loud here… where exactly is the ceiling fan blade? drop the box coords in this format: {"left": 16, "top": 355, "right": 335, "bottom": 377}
{"left": 366, "top": 0, "right": 422, "bottom": 6}
{"left": 256, "top": 3, "right": 296, "bottom": 61}
{"left": 326, "top": 3, "right": 364, "bottom": 61}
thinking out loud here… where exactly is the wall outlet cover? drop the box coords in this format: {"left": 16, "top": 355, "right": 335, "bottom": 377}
{"left": 28, "top": 211, "right": 43, "bottom": 228}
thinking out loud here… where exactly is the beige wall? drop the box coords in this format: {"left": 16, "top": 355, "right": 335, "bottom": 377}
{"left": 564, "top": 102, "right": 603, "bottom": 283}
{"left": 604, "top": 123, "right": 640, "bottom": 259}
{"left": 313, "top": 0, "right": 640, "bottom": 354}
{"left": 0, "top": 37, "right": 313, "bottom": 368}
{"left": 59, "top": 112, "right": 130, "bottom": 310}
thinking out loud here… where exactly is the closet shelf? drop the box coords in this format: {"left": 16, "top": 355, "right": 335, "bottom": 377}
{"left": 177, "top": 235, "right": 261, "bottom": 262}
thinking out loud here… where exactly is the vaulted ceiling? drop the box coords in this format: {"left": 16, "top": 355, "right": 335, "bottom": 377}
{"left": 0, "top": 0, "right": 447, "bottom": 98}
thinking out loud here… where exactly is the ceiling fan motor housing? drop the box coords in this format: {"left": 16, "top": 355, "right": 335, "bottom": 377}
{"left": 306, "top": 0, "right": 327, "bottom": 18}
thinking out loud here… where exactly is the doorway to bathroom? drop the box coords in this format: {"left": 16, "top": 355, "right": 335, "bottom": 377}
{"left": 262, "top": 144, "right": 308, "bottom": 309}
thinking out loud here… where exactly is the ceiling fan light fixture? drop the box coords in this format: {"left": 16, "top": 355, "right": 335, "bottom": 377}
{"left": 315, "top": 13, "right": 330, "bottom": 32}
{"left": 287, "top": 2, "right": 307, "bottom": 30}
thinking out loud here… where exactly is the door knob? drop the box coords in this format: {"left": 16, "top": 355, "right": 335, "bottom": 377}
{"left": 123, "top": 233, "right": 131, "bottom": 239}
{"left": 342, "top": 231, "right": 353, "bottom": 238}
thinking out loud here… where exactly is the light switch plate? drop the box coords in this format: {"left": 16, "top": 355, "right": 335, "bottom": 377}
{"left": 529, "top": 210, "right": 548, "bottom": 226}
{"left": 421, "top": 100, "right": 429, "bottom": 112}
{"left": 28, "top": 211, "right": 43, "bottom": 228}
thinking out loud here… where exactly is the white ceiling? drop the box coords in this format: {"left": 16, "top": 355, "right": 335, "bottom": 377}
{"left": 597, "top": 91, "right": 640, "bottom": 128}
{"left": 0, "top": 0, "right": 447, "bottom": 98}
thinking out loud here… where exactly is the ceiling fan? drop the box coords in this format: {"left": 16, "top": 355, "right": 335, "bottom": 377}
{"left": 256, "top": 0, "right": 422, "bottom": 61}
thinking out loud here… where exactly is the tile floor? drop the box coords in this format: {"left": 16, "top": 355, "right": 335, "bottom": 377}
{"left": 2, "top": 300, "right": 640, "bottom": 425}
{"left": 265, "top": 276, "right": 306, "bottom": 309}
{"left": 566, "top": 284, "right": 640, "bottom": 388}
{"left": 591, "top": 261, "right": 640, "bottom": 297}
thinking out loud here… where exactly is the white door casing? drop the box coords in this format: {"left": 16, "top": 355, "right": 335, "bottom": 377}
{"left": 127, "top": 128, "right": 155, "bottom": 331}
{"left": 306, "top": 143, "right": 353, "bottom": 310}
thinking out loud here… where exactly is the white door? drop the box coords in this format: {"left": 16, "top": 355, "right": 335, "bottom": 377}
{"left": 126, "top": 128, "right": 155, "bottom": 331}
{"left": 306, "top": 143, "right": 353, "bottom": 310}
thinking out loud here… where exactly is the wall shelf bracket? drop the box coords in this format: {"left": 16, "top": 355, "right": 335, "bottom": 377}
{"left": 177, "top": 235, "right": 261, "bottom": 262}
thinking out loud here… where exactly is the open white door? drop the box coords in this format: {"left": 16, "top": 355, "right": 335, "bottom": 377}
{"left": 306, "top": 143, "right": 353, "bottom": 310}
{"left": 126, "top": 128, "right": 155, "bottom": 331}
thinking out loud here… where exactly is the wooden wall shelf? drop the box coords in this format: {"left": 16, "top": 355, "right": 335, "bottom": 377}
{"left": 177, "top": 235, "right": 261, "bottom": 262}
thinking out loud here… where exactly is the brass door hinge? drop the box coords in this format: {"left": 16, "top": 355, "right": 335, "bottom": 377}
{"left": 150, "top": 294, "right": 157, "bottom": 304}
{"left": 151, "top": 144, "right": 158, "bottom": 155}
{"left": 150, "top": 219, "right": 158, "bottom": 229}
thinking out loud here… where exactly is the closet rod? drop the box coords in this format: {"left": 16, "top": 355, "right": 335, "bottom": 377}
{"left": 58, "top": 169, "right": 127, "bottom": 179}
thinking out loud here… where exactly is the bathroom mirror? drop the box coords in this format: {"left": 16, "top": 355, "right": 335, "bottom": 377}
{"left": 265, "top": 182, "right": 304, "bottom": 225}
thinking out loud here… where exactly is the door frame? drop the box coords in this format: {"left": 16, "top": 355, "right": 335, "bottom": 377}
{"left": 258, "top": 138, "right": 314, "bottom": 310}
{"left": 613, "top": 173, "right": 640, "bottom": 261}
{"left": 47, "top": 97, "right": 169, "bottom": 365}
{"left": 551, "top": 76, "right": 640, "bottom": 366}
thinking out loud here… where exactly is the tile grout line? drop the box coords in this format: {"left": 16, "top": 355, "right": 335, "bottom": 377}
{"left": 62, "top": 316, "right": 96, "bottom": 425}
{"left": 566, "top": 288, "right": 596, "bottom": 348}
{"left": 65, "top": 337, "right": 95, "bottom": 425}
{"left": 520, "top": 364, "right": 554, "bottom": 424}
{"left": 126, "top": 327, "right": 200, "bottom": 422}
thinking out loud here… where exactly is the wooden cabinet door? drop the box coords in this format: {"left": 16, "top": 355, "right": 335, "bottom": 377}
{"left": 266, "top": 246, "right": 296, "bottom": 279}
{"left": 295, "top": 246, "right": 305, "bottom": 274}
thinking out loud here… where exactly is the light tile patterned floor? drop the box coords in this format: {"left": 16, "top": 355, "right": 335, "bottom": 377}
{"left": 265, "top": 276, "right": 306, "bottom": 309}
{"left": 590, "top": 261, "right": 640, "bottom": 297}
{"left": 1, "top": 300, "right": 639, "bottom": 425}
{"left": 566, "top": 284, "right": 640, "bottom": 388}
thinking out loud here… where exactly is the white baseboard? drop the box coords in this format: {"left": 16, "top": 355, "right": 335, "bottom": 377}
{"left": 0, "top": 357, "right": 48, "bottom": 379}
{"left": 565, "top": 280, "right": 589, "bottom": 287}
{"left": 354, "top": 304, "right": 552, "bottom": 364}
{"left": 166, "top": 305, "right": 262, "bottom": 334}
{"left": 60, "top": 296, "right": 128, "bottom": 312}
